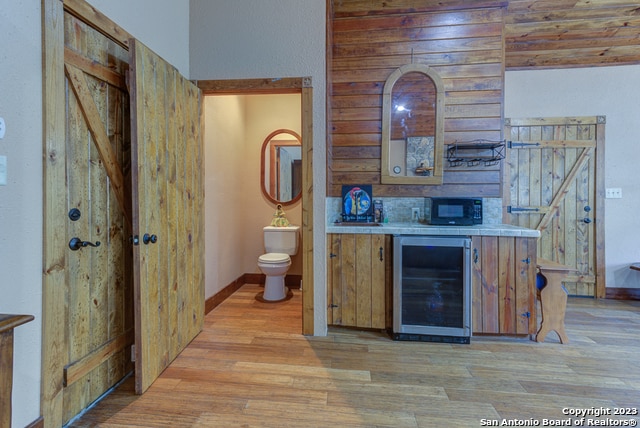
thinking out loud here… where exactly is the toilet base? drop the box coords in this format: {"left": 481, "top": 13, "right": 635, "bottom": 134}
{"left": 255, "top": 287, "right": 293, "bottom": 303}
{"left": 263, "top": 274, "right": 288, "bottom": 301}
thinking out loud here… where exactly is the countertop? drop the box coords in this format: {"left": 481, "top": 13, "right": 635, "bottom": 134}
{"left": 326, "top": 222, "right": 540, "bottom": 237}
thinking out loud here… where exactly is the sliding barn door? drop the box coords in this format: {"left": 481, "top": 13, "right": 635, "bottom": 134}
{"left": 504, "top": 117, "right": 605, "bottom": 297}
{"left": 129, "top": 39, "right": 205, "bottom": 394}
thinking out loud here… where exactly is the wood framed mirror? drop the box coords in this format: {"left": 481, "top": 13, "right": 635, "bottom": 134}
{"left": 381, "top": 63, "right": 444, "bottom": 185}
{"left": 261, "top": 129, "right": 302, "bottom": 205}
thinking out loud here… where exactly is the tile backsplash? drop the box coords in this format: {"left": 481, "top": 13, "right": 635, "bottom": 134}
{"left": 327, "top": 197, "right": 503, "bottom": 224}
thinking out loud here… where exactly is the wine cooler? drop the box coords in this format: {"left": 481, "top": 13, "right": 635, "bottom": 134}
{"left": 392, "top": 235, "right": 472, "bottom": 343}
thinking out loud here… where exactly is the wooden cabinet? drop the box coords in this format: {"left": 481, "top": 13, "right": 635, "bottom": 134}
{"left": 471, "top": 236, "right": 537, "bottom": 335}
{"left": 327, "top": 234, "right": 391, "bottom": 329}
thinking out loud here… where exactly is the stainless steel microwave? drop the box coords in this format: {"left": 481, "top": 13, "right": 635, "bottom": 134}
{"left": 425, "top": 198, "right": 482, "bottom": 226}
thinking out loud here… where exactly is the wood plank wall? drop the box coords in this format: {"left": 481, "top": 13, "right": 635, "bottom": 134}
{"left": 505, "top": 0, "right": 640, "bottom": 70}
{"left": 328, "top": 1, "right": 507, "bottom": 198}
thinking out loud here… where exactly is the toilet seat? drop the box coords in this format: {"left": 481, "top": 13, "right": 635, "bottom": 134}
{"left": 258, "top": 253, "right": 290, "bottom": 264}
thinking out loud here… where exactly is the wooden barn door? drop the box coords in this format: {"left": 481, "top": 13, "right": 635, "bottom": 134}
{"left": 504, "top": 117, "right": 605, "bottom": 298}
{"left": 43, "top": 7, "right": 135, "bottom": 425}
{"left": 129, "top": 39, "right": 205, "bottom": 394}
{"left": 43, "top": 2, "right": 204, "bottom": 423}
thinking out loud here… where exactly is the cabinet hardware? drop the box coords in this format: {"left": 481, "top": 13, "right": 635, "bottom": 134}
{"left": 521, "top": 257, "right": 531, "bottom": 264}
{"left": 143, "top": 233, "right": 158, "bottom": 244}
{"left": 130, "top": 235, "right": 140, "bottom": 246}
{"left": 329, "top": 304, "right": 338, "bottom": 308}
{"left": 379, "top": 247, "right": 383, "bottom": 261}
{"left": 508, "top": 141, "right": 541, "bottom": 148}
{"left": 507, "top": 206, "right": 539, "bottom": 213}
{"left": 329, "top": 253, "right": 337, "bottom": 258}
{"left": 521, "top": 311, "right": 531, "bottom": 318}
{"left": 473, "top": 248, "right": 478, "bottom": 263}
{"left": 583, "top": 217, "right": 592, "bottom": 224}
{"left": 69, "top": 237, "right": 100, "bottom": 251}
{"left": 68, "top": 208, "right": 81, "bottom": 221}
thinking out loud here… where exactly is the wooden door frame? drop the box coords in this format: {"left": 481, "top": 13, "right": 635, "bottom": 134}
{"left": 502, "top": 116, "right": 606, "bottom": 298}
{"left": 196, "top": 79, "right": 315, "bottom": 336}
{"left": 42, "top": 0, "right": 135, "bottom": 425}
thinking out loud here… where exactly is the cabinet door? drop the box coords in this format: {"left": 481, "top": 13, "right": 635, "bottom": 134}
{"left": 328, "top": 234, "right": 387, "bottom": 329}
{"left": 471, "top": 236, "right": 536, "bottom": 335}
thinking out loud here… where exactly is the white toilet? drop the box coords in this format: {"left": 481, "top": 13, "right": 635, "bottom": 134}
{"left": 257, "top": 225, "right": 300, "bottom": 301}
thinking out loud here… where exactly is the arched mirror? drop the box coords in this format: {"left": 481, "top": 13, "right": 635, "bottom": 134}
{"left": 261, "top": 129, "right": 302, "bottom": 205}
{"left": 381, "top": 63, "right": 444, "bottom": 185}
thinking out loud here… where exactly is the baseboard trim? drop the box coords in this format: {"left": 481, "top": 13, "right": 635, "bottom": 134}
{"left": 605, "top": 287, "right": 640, "bottom": 300}
{"left": 205, "top": 273, "right": 302, "bottom": 314}
{"left": 26, "top": 416, "right": 44, "bottom": 428}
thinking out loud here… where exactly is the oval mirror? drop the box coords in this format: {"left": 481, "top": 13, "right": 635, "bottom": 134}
{"left": 260, "top": 129, "right": 302, "bottom": 206}
{"left": 381, "top": 63, "right": 444, "bottom": 185}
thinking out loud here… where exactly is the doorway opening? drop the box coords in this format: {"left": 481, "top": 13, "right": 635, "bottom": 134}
{"left": 197, "top": 78, "right": 315, "bottom": 335}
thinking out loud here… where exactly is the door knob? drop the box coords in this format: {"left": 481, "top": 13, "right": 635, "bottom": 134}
{"left": 143, "top": 233, "right": 158, "bottom": 245}
{"left": 69, "top": 237, "right": 101, "bottom": 251}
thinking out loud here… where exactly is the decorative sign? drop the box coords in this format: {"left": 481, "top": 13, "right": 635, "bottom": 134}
{"left": 341, "top": 185, "right": 373, "bottom": 222}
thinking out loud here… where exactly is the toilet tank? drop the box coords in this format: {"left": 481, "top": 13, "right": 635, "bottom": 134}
{"left": 264, "top": 225, "right": 300, "bottom": 255}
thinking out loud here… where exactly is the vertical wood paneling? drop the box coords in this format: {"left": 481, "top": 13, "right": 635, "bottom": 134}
{"left": 355, "top": 235, "right": 372, "bottom": 327}
{"left": 328, "top": 233, "right": 388, "bottom": 330}
{"left": 371, "top": 234, "right": 386, "bottom": 329}
{"left": 498, "top": 237, "right": 515, "bottom": 334}
{"left": 515, "top": 237, "right": 536, "bottom": 335}
{"left": 329, "top": 234, "right": 342, "bottom": 325}
{"left": 340, "top": 234, "right": 357, "bottom": 326}
{"left": 301, "top": 83, "right": 315, "bottom": 335}
{"left": 471, "top": 237, "right": 484, "bottom": 333}
{"left": 329, "top": 2, "right": 506, "bottom": 197}
{"left": 481, "top": 236, "right": 499, "bottom": 333}
{"left": 473, "top": 235, "right": 536, "bottom": 335}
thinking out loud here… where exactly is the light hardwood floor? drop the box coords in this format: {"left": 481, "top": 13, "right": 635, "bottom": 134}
{"left": 69, "top": 284, "right": 640, "bottom": 427}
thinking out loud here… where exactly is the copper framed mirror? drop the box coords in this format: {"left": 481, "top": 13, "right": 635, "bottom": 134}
{"left": 260, "top": 129, "right": 302, "bottom": 205}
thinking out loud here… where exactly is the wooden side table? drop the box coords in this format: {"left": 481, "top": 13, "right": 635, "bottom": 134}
{"left": 536, "top": 259, "right": 574, "bottom": 344}
{"left": 1, "top": 314, "right": 35, "bottom": 428}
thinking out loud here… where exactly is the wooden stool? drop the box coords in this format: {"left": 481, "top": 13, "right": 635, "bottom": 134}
{"left": 536, "top": 259, "right": 574, "bottom": 344}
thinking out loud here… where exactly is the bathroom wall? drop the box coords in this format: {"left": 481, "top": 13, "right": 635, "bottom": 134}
{"left": 203, "top": 94, "right": 302, "bottom": 299}
{"left": 190, "top": 1, "right": 325, "bottom": 328}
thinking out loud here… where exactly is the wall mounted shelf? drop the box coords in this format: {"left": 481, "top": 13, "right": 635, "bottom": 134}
{"left": 446, "top": 140, "right": 505, "bottom": 167}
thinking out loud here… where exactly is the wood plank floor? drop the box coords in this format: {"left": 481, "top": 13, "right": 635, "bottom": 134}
{"left": 68, "top": 284, "right": 640, "bottom": 427}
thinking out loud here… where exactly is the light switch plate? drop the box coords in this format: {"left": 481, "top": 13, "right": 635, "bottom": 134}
{"left": 0, "top": 156, "right": 7, "bottom": 186}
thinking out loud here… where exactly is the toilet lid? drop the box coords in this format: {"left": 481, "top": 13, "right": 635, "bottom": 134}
{"left": 258, "top": 253, "right": 290, "bottom": 264}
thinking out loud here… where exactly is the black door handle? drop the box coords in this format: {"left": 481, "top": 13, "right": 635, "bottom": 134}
{"left": 143, "top": 233, "right": 158, "bottom": 245}
{"left": 69, "top": 237, "right": 101, "bottom": 251}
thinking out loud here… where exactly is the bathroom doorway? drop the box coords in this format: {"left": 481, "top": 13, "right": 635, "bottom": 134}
{"left": 198, "top": 78, "right": 314, "bottom": 335}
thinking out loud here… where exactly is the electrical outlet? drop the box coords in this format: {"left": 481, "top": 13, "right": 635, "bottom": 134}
{"left": 605, "top": 188, "right": 622, "bottom": 199}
